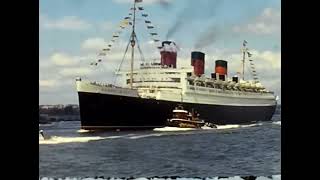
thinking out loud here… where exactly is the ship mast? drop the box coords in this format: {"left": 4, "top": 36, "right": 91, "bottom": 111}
{"left": 129, "top": 0, "right": 137, "bottom": 89}
{"left": 242, "top": 40, "right": 248, "bottom": 81}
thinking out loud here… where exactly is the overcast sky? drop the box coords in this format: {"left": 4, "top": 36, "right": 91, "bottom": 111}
{"left": 39, "top": 0, "right": 281, "bottom": 105}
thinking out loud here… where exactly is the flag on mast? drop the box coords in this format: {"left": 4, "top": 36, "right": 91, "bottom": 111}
{"left": 243, "top": 40, "right": 248, "bottom": 46}
{"left": 135, "top": 0, "right": 142, "bottom": 3}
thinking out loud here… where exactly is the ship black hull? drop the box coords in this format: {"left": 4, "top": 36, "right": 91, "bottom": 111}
{"left": 78, "top": 92, "right": 276, "bottom": 130}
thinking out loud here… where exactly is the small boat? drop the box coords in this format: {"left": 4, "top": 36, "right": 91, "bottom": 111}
{"left": 39, "top": 129, "right": 53, "bottom": 140}
{"left": 204, "top": 122, "right": 218, "bottom": 129}
{"left": 39, "top": 130, "right": 45, "bottom": 140}
{"left": 167, "top": 105, "right": 206, "bottom": 128}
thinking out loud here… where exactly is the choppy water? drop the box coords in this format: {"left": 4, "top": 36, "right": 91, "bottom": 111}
{"left": 39, "top": 112, "right": 280, "bottom": 178}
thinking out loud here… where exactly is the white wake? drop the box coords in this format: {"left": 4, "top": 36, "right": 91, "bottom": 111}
{"left": 154, "top": 123, "right": 262, "bottom": 132}
{"left": 39, "top": 136, "right": 106, "bottom": 144}
{"left": 216, "top": 123, "right": 263, "bottom": 129}
{"left": 77, "top": 129, "right": 93, "bottom": 133}
{"left": 272, "top": 121, "right": 281, "bottom": 125}
{"left": 153, "top": 127, "right": 197, "bottom": 132}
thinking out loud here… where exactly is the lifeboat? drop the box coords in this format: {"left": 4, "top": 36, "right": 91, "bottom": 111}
{"left": 226, "top": 81, "right": 236, "bottom": 89}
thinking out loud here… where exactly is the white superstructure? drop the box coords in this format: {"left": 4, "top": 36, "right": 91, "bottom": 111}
{"left": 76, "top": 62, "right": 276, "bottom": 107}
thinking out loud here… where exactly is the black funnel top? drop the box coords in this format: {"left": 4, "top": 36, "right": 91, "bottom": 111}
{"left": 191, "top": 51, "right": 205, "bottom": 60}
{"left": 215, "top": 60, "right": 228, "bottom": 68}
{"left": 162, "top": 41, "right": 176, "bottom": 47}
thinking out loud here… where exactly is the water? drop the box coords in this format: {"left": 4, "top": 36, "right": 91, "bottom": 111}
{"left": 39, "top": 112, "right": 280, "bottom": 178}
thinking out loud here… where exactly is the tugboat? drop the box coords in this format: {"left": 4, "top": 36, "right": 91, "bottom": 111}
{"left": 167, "top": 105, "right": 206, "bottom": 128}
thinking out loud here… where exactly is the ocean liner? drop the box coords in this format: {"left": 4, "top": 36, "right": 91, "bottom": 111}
{"left": 75, "top": 0, "right": 277, "bottom": 130}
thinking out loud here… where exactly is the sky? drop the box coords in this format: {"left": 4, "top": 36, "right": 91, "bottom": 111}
{"left": 39, "top": 0, "right": 281, "bottom": 105}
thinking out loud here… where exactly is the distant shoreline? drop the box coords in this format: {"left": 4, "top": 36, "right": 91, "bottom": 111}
{"left": 39, "top": 120, "right": 80, "bottom": 125}
{"left": 39, "top": 104, "right": 80, "bottom": 124}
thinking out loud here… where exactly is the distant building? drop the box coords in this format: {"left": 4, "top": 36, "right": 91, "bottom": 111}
{"left": 55, "top": 104, "right": 65, "bottom": 109}
{"left": 39, "top": 104, "right": 80, "bottom": 123}
{"left": 65, "top": 104, "right": 79, "bottom": 109}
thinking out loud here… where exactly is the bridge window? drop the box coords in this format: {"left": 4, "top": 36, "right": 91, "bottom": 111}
{"left": 171, "top": 78, "right": 180, "bottom": 82}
